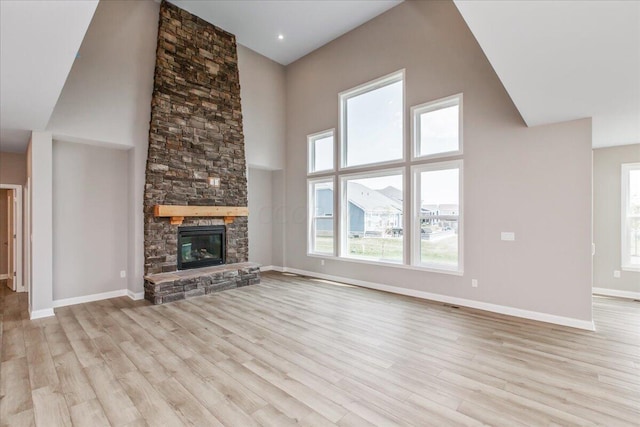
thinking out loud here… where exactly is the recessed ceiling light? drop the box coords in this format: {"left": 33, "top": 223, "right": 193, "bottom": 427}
{"left": 278, "top": 34, "right": 284, "bottom": 40}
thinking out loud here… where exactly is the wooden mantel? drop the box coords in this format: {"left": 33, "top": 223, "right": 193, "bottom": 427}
{"left": 154, "top": 205, "right": 248, "bottom": 225}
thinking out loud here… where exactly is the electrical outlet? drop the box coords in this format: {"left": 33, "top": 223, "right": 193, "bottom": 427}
{"left": 613, "top": 270, "right": 621, "bottom": 278}
{"left": 501, "top": 232, "right": 515, "bottom": 241}
{"left": 120, "top": 270, "right": 126, "bottom": 278}
{"left": 321, "top": 259, "right": 325, "bottom": 266}
{"left": 471, "top": 279, "right": 478, "bottom": 288}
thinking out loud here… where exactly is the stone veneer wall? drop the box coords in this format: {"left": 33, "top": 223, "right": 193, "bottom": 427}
{"left": 144, "top": 1, "right": 248, "bottom": 275}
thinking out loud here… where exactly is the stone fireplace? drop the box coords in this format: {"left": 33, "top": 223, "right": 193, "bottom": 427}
{"left": 143, "top": 1, "right": 259, "bottom": 304}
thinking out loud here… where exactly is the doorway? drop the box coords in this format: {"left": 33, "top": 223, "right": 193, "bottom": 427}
{"left": 0, "top": 184, "right": 24, "bottom": 292}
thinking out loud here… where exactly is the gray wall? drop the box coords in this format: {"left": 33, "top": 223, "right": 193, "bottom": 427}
{"left": 238, "top": 45, "right": 286, "bottom": 171}
{"left": 594, "top": 143, "right": 640, "bottom": 294}
{"left": 284, "top": 1, "right": 593, "bottom": 322}
{"left": 271, "top": 170, "right": 286, "bottom": 268}
{"left": 47, "top": 0, "right": 158, "bottom": 297}
{"left": 52, "top": 140, "right": 129, "bottom": 300}
{"left": 248, "top": 168, "right": 273, "bottom": 267}
{"left": 239, "top": 46, "right": 286, "bottom": 269}
{"left": 0, "top": 151, "right": 27, "bottom": 185}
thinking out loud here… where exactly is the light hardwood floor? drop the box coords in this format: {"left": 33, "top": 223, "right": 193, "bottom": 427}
{"left": 1, "top": 273, "right": 639, "bottom": 426}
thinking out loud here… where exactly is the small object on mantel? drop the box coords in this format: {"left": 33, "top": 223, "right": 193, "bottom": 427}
{"left": 154, "top": 205, "right": 248, "bottom": 226}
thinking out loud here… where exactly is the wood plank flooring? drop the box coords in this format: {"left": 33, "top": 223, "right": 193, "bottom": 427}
{"left": 1, "top": 273, "right": 639, "bottom": 426}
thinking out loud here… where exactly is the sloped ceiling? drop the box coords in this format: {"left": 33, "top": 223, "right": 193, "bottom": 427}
{"left": 0, "top": 0, "right": 99, "bottom": 152}
{"left": 1, "top": 0, "right": 637, "bottom": 151}
{"left": 454, "top": 0, "right": 640, "bottom": 148}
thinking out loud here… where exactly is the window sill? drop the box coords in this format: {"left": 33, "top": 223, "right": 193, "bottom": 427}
{"left": 306, "top": 253, "right": 463, "bottom": 276}
{"left": 621, "top": 265, "right": 640, "bottom": 273}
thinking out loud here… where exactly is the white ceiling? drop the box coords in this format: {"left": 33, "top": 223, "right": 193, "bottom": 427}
{"left": 168, "top": 0, "right": 403, "bottom": 66}
{"left": 1, "top": 0, "right": 637, "bottom": 152}
{"left": 0, "top": 0, "right": 99, "bottom": 152}
{"left": 454, "top": 0, "right": 640, "bottom": 148}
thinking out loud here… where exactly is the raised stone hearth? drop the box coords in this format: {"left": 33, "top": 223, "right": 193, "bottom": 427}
{"left": 145, "top": 262, "right": 260, "bottom": 304}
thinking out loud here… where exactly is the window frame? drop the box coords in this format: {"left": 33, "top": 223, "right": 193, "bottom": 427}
{"left": 307, "top": 129, "right": 335, "bottom": 175}
{"left": 339, "top": 167, "right": 406, "bottom": 264}
{"left": 307, "top": 177, "right": 336, "bottom": 257}
{"left": 621, "top": 162, "right": 640, "bottom": 272}
{"left": 411, "top": 93, "right": 463, "bottom": 161}
{"left": 411, "top": 160, "right": 464, "bottom": 274}
{"left": 339, "top": 69, "right": 405, "bottom": 171}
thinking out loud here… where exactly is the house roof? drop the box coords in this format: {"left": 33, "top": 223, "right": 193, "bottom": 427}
{"left": 347, "top": 182, "right": 402, "bottom": 213}
{"left": 378, "top": 186, "right": 403, "bottom": 204}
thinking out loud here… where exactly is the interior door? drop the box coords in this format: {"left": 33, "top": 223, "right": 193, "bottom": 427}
{"left": 6, "top": 190, "right": 14, "bottom": 291}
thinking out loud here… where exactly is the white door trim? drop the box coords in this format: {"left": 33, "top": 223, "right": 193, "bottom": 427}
{"left": 0, "top": 184, "right": 24, "bottom": 292}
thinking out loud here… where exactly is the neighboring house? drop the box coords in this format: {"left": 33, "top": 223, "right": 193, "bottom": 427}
{"left": 314, "top": 186, "right": 334, "bottom": 235}
{"left": 378, "top": 186, "right": 403, "bottom": 205}
{"left": 317, "top": 183, "right": 402, "bottom": 237}
{"left": 420, "top": 203, "right": 460, "bottom": 232}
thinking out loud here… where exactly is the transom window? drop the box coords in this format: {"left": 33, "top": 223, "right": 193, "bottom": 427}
{"left": 308, "top": 130, "right": 334, "bottom": 173}
{"left": 412, "top": 94, "right": 462, "bottom": 159}
{"left": 340, "top": 71, "right": 404, "bottom": 168}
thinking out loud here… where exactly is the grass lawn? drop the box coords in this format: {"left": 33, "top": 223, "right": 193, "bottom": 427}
{"left": 314, "top": 235, "right": 458, "bottom": 265}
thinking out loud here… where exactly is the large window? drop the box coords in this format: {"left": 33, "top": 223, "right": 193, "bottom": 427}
{"left": 308, "top": 179, "right": 335, "bottom": 255}
{"left": 622, "top": 163, "right": 640, "bottom": 271}
{"left": 412, "top": 161, "right": 462, "bottom": 272}
{"left": 340, "top": 71, "right": 404, "bottom": 168}
{"left": 341, "top": 171, "right": 404, "bottom": 263}
{"left": 307, "top": 69, "right": 463, "bottom": 274}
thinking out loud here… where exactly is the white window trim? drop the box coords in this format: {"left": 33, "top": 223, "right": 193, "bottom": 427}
{"left": 339, "top": 69, "right": 405, "bottom": 171}
{"left": 307, "top": 129, "right": 335, "bottom": 175}
{"left": 308, "top": 177, "right": 336, "bottom": 257}
{"left": 411, "top": 93, "right": 463, "bottom": 161}
{"left": 411, "top": 160, "right": 463, "bottom": 274}
{"left": 339, "top": 167, "right": 406, "bottom": 264}
{"left": 621, "top": 162, "right": 640, "bottom": 272}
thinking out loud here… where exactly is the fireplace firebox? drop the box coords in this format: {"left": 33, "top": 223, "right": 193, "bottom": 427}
{"left": 177, "top": 226, "right": 225, "bottom": 270}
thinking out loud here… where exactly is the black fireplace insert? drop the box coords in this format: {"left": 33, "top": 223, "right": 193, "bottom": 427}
{"left": 177, "top": 225, "right": 225, "bottom": 270}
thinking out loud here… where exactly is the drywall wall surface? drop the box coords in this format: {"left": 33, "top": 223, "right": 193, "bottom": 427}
{"left": 271, "top": 169, "right": 286, "bottom": 268}
{"left": 52, "top": 140, "right": 129, "bottom": 300}
{"left": 30, "top": 131, "right": 53, "bottom": 313}
{"left": 594, "top": 143, "right": 640, "bottom": 294}
{"left": 0, "top": 151, "right": 27, "bottom": 185}
{"left": 47, "top": 0, "right": 158, "bottom": 149}
{"left": 248, "top": 168, "right": 274, "bottom": 267}
{"left": 284, "top": 0, "right": 593, "bottom": 323}
{"left": 46, "top": 0, "right": 158, "bottom": 295}
{"left": 238, "top": 45, "right": 286, "bottom": 171}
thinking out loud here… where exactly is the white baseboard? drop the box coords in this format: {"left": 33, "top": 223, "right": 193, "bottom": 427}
{"left": 261, "top": 265, "right": 284, "bottom": 272}
{"left": 127, "top": 290, "right": 145, "bottom": 300}
{"left": 53, "top": 289, "right": 130, "bottom": 308}
{"left": 281, "top": 267, "right": 595, "bottom": 331}
{"left": 0, "top": 273, "right": 8, "bottom": 280}
{"left": 52, "top": 288, "right": 147, "bottom": 308}
{"left": 593, "top": 287, "right": 640, "bottom": 300}
{"left": 30, "top": 308, "right": 55, "bottom": 320}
